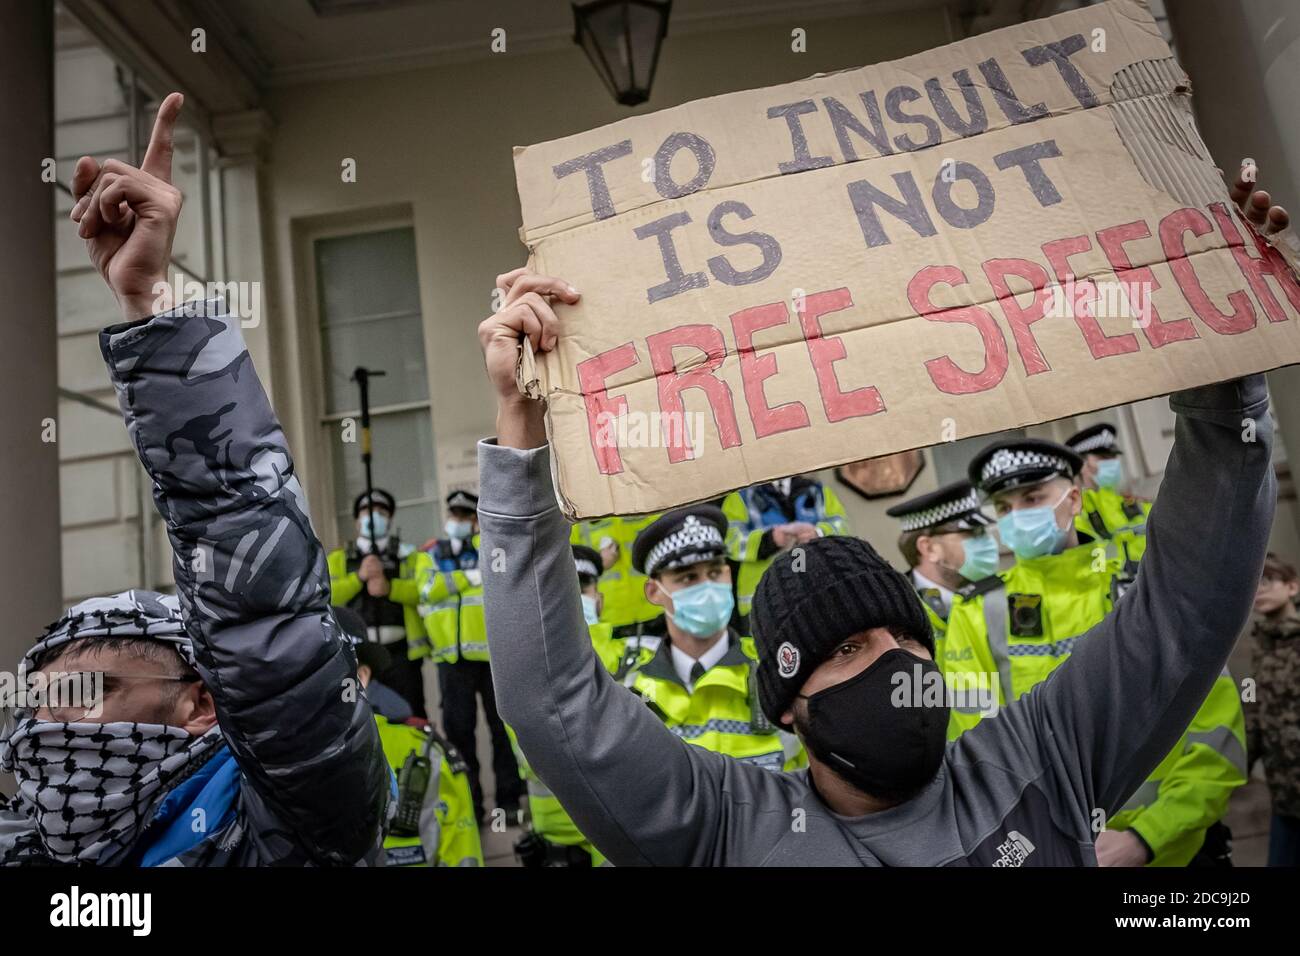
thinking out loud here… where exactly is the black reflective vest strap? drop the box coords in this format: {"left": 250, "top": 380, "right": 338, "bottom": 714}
{"left": 345, "top": 542, "right": 407, "bottom": 628}
{"left": 1110, "top": 538, "right": 1140, "bottom": 600}
{"left": 1087, "top": 509, "right": 1112, "bottom": 541}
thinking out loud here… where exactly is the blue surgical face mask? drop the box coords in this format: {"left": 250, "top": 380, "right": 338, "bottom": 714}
{"left": 1095, "top": 458, "right": 1123, "bottom": 490}
{"left": 580, "top": 595, "right": 601, "bottom": 627}
{"left": 958, "top": 534, "right": 1000, "bottom": 581}
{"left": 445, "top": 518, "right": 473, "bottom": 540}
{"left": 360, "top": 512, "right": 388, "bottom": 540}
{"left": 663, "top": 581, "right": 734, "bottom": 639}
{"left": 996, "top": 488, "right": 1072, "bottom": 560}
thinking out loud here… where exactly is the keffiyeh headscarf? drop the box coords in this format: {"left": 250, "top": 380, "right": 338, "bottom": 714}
{"left": 0, "top": 590, "right": 224, "bottom": 865}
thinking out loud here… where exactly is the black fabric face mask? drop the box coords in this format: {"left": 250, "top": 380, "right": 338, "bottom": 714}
{"left": 797, "top": 647, "right": 950, "bottom": 804}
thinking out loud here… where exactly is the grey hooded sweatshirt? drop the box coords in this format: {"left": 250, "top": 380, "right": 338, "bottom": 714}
{"left": 480, "top": 376, "right": 1274, "bottom": 866}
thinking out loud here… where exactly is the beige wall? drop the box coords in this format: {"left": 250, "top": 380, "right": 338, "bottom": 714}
{"left": 260, "top": 9, "right": 953, "bottom": 548}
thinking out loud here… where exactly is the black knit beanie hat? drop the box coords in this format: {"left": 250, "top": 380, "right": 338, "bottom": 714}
{"left": 750, "top": 535, "right": 934, "bottom": 727}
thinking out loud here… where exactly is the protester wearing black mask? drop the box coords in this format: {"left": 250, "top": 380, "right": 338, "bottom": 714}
{"left": 750, "top": 536, "right": 949, "bottom": 807}
{"left": 476, "top": 262, "right": 1277, "bottom": 866}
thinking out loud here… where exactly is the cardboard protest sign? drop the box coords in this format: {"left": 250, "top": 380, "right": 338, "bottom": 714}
{"left": 512, "top": 0, "right": 1300, "bottom": 520}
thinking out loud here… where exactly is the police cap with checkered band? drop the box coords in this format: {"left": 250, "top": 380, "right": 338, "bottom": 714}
{"left": 885, "top": 480, "right": 992, "bottom": 534}
{"left": 968, "top": 438, "right": 1083, "bottom": 497}
{"left": 1065, "top": 423, "right": 1122, "bottom": 457}
{"left": 632, "top": 506, "right": 729, "bottom": 577}
{"left": 571, "top": 544, "right": 604, "bottom": 586}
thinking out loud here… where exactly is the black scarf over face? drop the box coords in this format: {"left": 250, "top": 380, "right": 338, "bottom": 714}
{"left": 796, "top": 648, "right": 949, "bottom": 805}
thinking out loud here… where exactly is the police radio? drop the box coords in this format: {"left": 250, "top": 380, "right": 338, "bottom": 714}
{"left": 392, "top": 739, "right": 433, "bottom": 837}
{"left": 378, "top": 537, "right": 402, "bottom": 578}
{"left": 1007, "top": 593, "right": 1044, "bottom": 638}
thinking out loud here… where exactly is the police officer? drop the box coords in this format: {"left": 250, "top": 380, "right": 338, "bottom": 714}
{"left": 722, "top": 476, "right": 849, "bottom": 630}
{"left": 512, "top": 545, "right": 617, "bottom": 866}
{"left": 572, "top": 543, "right": 625, "bottom": 675}
{"left": 1066, "top": 422, "right": 1152, "bottom": 563}
{"left": 885, "top": 480, "right": 999, "bottom": 653}
{"left": 625, "top": 506, "right": 806, "bottom": 773}
{"left": 328, "top": 488, "right": 434, "bottom": 717}
{"left": 570, "top": 515, "right": 664, "bottom": 641}
{"left": 945, "top": 439, "right": 1245, "bottom": 866}
{"left": 420, "top": 490, "right": 522, "bottom": 825}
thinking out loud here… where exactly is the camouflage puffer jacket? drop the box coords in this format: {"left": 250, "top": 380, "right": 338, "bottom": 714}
{"left": 92, "top": 300, "right": 390, "bottom": 864}
{"left": 1248, "top": 612, "right": 1300, "bottom": 819}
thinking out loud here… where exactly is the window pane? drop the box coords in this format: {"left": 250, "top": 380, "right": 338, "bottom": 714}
{"left": 322, "top": 313, "right": 428, "bottom": 413}
{"left": 316, "top": 228, "right": 422, "bottom": 321}
{"left": 315, "top": 227, "right": 427, "bottom": 410}
{"left": 316, "top": 226, "right": 435, "bottom": 547}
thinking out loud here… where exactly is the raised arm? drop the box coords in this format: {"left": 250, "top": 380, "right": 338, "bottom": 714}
{"left": 480, "top": 440, "right": 741, "bottom": 865}
{"left": 1010, "top": 375, "right": 1274, "bottom": 822}
{"left": 477, "top": 268, "right": 763, "bottom": 866}
{"left": 79, "top": 95, "right": 388, "bottom": 864}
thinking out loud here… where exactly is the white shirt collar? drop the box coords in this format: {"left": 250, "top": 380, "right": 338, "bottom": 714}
{"left": 670, "top": 634, "right": 730, "bottom": 691}
{"left": 773, "top": 477, "right": 793, "bottom": 498}
{"left": 912, "top": 570, "right": 954, "bottom": 615}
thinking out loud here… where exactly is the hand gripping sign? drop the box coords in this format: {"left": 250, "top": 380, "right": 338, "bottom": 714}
{"left": 512, "top": 0, "right": 1300, "bottom": 520}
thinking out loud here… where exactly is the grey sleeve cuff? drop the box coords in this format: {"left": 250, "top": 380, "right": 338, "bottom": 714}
{"left": 1169, "top": 374, "right": 1270, "bottom": 426}
{"left": 477, "top": 439, "right": 560, "bottom": 519}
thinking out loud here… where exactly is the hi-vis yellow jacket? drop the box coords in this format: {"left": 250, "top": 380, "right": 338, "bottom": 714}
{"left": 419, "top": 535, "right": 487, "bottom": 663}
{"left": 570, "top": 517, "right": 663, "bottom": 631}
{"left": 625, "top": 635, "right": 806, "bottom": 772}
{"left": 911, "top": 570, "right": 963, "bottom": 661}
{"left": 943, "top": 537, "right": 1245, "bottom": 866}
{"left": 1104, "top": 670, "right": 1246, "bottom": 866}
{"left": 328, "top": 545, "right": 434, "bottom": 660}
{"left": 941, "top": 537, "right": 1124, "bottom": 736}
{"left": 1076, "top": 485, "right": 1152, "bottom": 563}
{"left": 375, "top": 716, "right": 483, "bottom": 867}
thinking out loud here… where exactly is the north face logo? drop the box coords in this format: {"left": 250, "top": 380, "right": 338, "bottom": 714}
{"left": 992, "top": 830, "right": 1036, "bottom": 867}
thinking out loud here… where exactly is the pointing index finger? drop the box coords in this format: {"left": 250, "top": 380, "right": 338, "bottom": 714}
{"left": 141, "top": 92, "right": 184, "bottom": 183}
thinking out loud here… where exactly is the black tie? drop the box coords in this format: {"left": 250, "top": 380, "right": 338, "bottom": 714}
{"left": 690, "top": 662, "right": 706, "bottom": 685}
